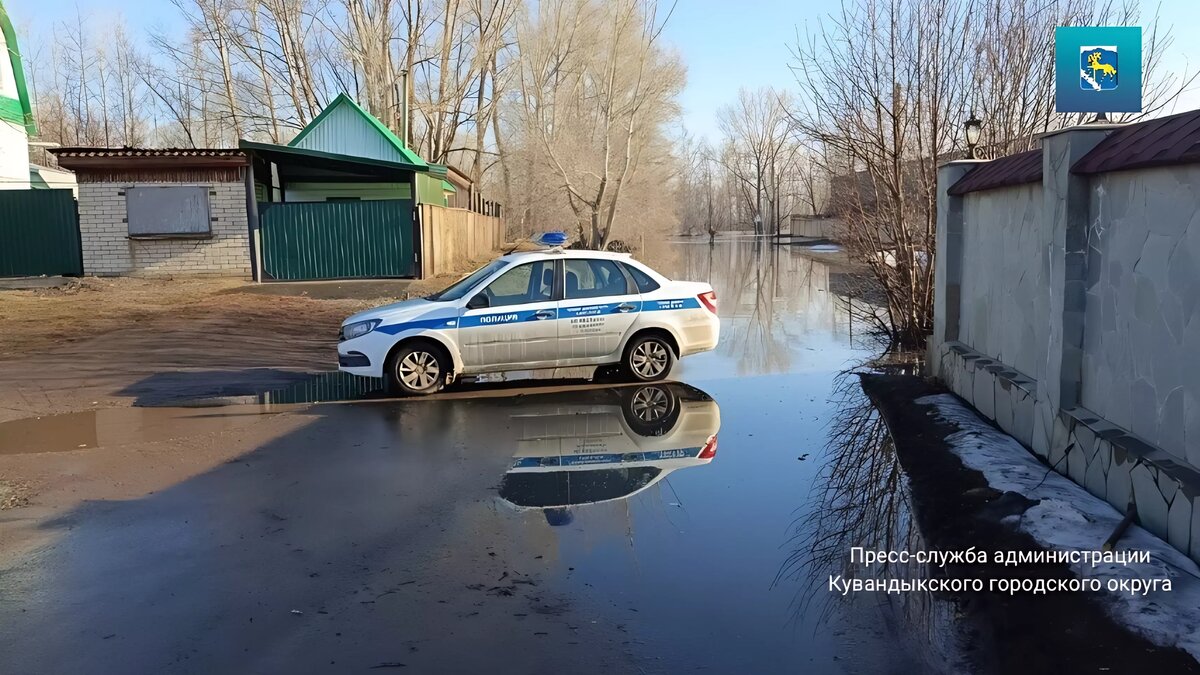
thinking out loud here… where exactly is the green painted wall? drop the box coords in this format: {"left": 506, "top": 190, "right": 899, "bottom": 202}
{"left": 259, "top": 200, "right": 414, "bottom": 280}
{"left": 415, "top": 173, "right": 449, "bottom": 206}
{"left": 0, "top": 189, "right": 81, "bottom": 277}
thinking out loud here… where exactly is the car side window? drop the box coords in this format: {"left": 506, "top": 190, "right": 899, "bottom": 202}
{"left": 565, "top": 259, "right": 629, "bottom": 299}
{"left": 481, "top": 261, "right": 554, "bottom": 307}
{"left": 621, "top": 263, "right": 660, "bottom": 293}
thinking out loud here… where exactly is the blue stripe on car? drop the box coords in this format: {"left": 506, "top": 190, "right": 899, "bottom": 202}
{"left": 511, "top": 447, "right": 703, "bottom": 468}
{"left": 375, "top": 297, "right": 699, "bottom": 334}
{"left": 376, "top": 316, "right": 457, "bottom": 334}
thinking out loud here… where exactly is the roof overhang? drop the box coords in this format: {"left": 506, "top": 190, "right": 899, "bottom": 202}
{"left": 50, "top": 148, "right": 247, "bottom": 171}
{"left": 445, "top": 164, "right": 473, "bottom": 190}
{"left": 240, "top": 140, "right": 425, "bottom": 180}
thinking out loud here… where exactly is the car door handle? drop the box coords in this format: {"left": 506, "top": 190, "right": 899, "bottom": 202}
{"left": 534, "top": 310, "right": 556, "bottom": 320}
{"left": 616, "top": 303, "right": 636, "bottom": 313}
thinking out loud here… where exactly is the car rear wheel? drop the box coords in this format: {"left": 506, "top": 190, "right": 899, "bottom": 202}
{"left": 386, "top": 343, "right": 448, "bottom": 396}
{"left": 623, "top": 335, "right": 673, "bottom": 382}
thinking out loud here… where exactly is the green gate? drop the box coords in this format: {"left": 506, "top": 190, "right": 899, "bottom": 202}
{"left": 0, "top": 189, "right": 82, "bottom": 277}
{"left": 259, "top": 200, "right": 415, "bottom": 280}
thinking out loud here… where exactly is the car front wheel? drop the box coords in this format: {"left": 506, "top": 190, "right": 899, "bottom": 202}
{"left": 623, "top": 335, "right": 674, "bottom": 382}
{"left": 386, "top": 343, "right": 449, "bottom": 396}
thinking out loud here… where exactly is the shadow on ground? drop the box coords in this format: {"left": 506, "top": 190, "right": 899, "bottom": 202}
{"left": 118, "top": 369, "right": 328, "bottom": 406}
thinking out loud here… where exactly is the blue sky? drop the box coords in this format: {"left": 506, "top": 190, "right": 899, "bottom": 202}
{"left": 9, "top": 0, "right": 1200, "bottom": 140}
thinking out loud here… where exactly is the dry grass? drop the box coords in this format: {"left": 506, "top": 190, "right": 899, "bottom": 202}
{"left": 0, "top": 264, "right": 493, "bottom": 360}
{"left": 0, "top": 278, "right": 247, "bottom": 358}
{"left": 0, "top": 478, "right": 32, "bottom": 510}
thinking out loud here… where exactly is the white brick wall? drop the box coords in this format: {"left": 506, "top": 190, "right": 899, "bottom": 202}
{"left": 79, "top": 182, "right": 252, "bottom": 278}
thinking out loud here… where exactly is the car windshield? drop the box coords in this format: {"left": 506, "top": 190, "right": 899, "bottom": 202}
{"left": 425, "top": 259, "right": 509, "bottom": 301}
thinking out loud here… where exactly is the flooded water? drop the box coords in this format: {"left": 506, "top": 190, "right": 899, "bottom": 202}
{"left": 523, "top": 238, "right": 917, "bottom": 672}
{"left": 0, "top": 237, "right": 937, "bottom": 674}
{"left": 0, "top": 406, "right": 292, "bottom": 455}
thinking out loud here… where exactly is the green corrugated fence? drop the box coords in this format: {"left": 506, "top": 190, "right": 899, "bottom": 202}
{"left": 0, "top": 189, "right": 82, "bottom": 277}
{"left": 259, "top": 199, "right": 415, "bottom": 280}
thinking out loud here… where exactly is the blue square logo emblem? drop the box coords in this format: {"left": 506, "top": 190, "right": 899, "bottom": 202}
{"left": 1055, "top": 26, "right": 1141, "bottom": 113}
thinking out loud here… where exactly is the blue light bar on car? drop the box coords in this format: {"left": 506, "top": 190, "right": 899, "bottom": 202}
{"left": 535, "top": 231, "right": 568, "bottom": 247}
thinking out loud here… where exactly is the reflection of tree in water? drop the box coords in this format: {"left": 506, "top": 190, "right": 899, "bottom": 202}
{"left": 673, "top": 238, "right": 852, "bottom": 375}
{"left": 775, "top": 371, "right": 915, "bottom": 621}
{"left": 774, "top": 369, "right": 963, "bottom": 666}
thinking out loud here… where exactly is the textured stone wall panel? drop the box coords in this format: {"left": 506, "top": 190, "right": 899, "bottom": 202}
{"left": 1082, "top": 167, "right": 1200, "bottom": 463}
{"left": 959, "top": 184, "right": 1048, "bottom": 378}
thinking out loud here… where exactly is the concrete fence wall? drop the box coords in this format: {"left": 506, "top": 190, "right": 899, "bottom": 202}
{"left": 959, "top": 183, "right": 1049, "bottom": 378}
{"left": 417, "top": 204, "right": 504, "bottom": 278}
{"left": 929, "top": 126, "right": 1200, "bottom": 563}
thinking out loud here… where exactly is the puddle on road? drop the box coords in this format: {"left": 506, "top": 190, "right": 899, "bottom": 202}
{"left": 133, "top": 368, "right": 615, "bottom": 409}
{"left": 132, "top": 370, "right": 389, "bottom": 407}
{"left": 2, "top": 370, "right": 376, "bottom": 455}
{"left": 0, "top": 406, "right": 288, "bottom": 455}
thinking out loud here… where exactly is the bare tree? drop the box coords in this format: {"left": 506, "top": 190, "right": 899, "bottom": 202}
{"left": 673, "top": 131, "right": 708, "bottom": 237}
{"left": 339, "top": 0, "right": 399, "bottom": 120}
{"left": 516, "top": 0, "right": 686, "bottom": 249}
{"left": 968, "top": 0, "right": 1195, "bottom": 156}
{"left": 514, "top": 0, "right": 683, "bottom": 250}
{"left": 789, "top": 0, "right": 1194, "bottom": 351}
{"left": 717, "top": 87, "right": 793, "bottom": 236}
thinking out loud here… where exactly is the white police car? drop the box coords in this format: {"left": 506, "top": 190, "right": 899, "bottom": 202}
{"left": 337, "top": 240, "right": 720, "bottom": 395}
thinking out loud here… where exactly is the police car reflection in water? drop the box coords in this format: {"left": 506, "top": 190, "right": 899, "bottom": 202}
{"left": 497, "top": 382, "right": 720, "bottom": 525}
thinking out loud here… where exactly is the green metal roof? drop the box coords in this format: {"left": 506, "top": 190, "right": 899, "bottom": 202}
{"left": 441, "top": 180, "right": 456, "bottom": 193}
{"left": 288, "top": 93, "right": 426, "bottom": 168}
{"left": 0, "top": 1, "right": 36, "bottom": 134}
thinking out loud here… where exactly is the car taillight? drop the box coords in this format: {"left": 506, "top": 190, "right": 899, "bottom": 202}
{"left": 698, "top": 291, "right": 718, "bottom": 314}
{"left": 698, "top": 434, "right": 718, "bottom": 459}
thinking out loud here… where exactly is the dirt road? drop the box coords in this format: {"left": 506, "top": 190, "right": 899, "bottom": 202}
{"left": 0, "top": 277, "right": 414, "bottom": 422}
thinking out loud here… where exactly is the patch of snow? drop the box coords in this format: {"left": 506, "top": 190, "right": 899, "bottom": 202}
{"left": 916, "top": 394, "right": 1200, "bottom": 662}
{"left": 806, "top": 244, "right": 840, "bottom": 253}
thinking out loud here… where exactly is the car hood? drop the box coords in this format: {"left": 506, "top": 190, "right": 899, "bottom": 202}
{"left": 342, "top": 298, "right": 448, "bottom": 327}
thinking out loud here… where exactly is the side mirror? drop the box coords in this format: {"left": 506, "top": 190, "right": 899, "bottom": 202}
{"left": 466, "top": 293, "right": 490, "bottom": 310}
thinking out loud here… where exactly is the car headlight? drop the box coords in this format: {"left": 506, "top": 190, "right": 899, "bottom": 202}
{"left": 342, "top": 319, "right": 381, "bottom": 340}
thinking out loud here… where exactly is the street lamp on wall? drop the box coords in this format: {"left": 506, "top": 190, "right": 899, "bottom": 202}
{"left": 964, "top": 112, "right": 983, "bottom": 159}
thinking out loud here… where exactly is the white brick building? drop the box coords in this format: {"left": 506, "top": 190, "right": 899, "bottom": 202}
{"left": 51, "top": 149, "right": 252, "bottom": 278}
